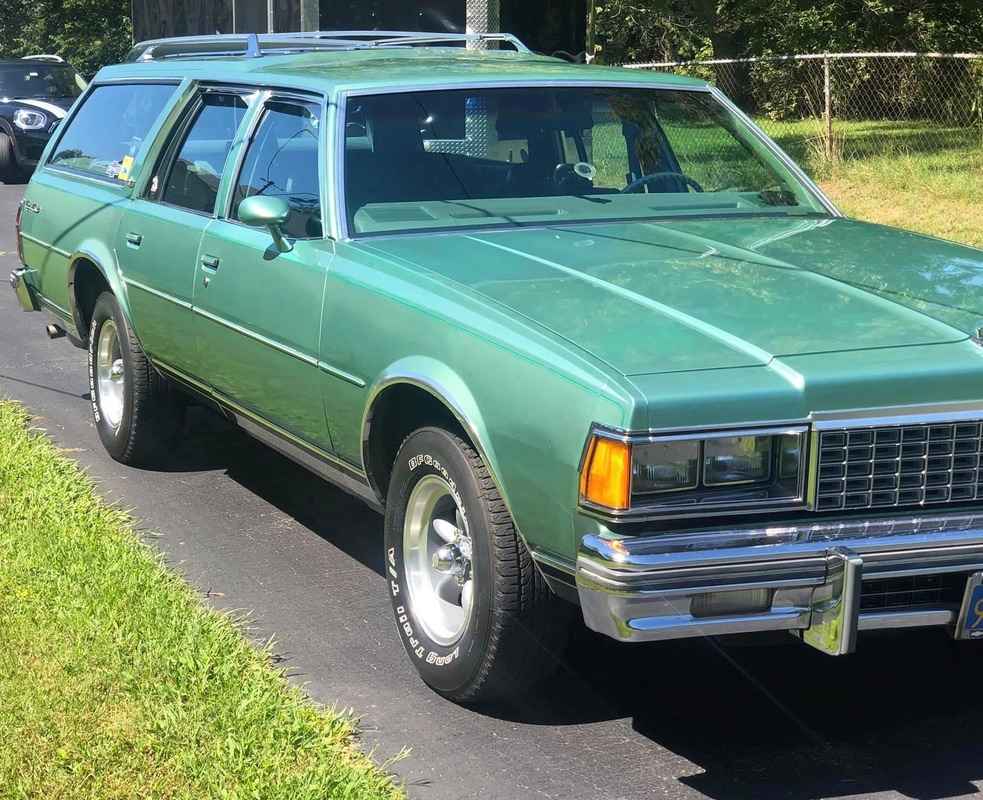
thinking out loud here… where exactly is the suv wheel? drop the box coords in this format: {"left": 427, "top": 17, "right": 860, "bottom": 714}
{"left": 88, "top": 291, "right": 179, "bottom": 465}
{"left": 384, "top": 426, "right": 568, "bottom": 703}
{"left": 0, "top": 132, "right": 22, "bottom": 183}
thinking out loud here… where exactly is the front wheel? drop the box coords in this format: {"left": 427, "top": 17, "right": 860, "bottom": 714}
{"left": 384, "top": 426, "right": 568, "bottom": 703}
{"left": 88, "top": 291, "right": 179, "bottom": 465}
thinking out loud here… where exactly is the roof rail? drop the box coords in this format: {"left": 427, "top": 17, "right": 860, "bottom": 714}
{"left": 125, "top": 30, "right": 531, "bottom": 62}
{"left": 22, "top": 53, "right": 64, "bottom": 62}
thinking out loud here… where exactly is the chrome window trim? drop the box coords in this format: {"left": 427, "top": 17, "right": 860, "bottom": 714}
{"left": 220, "top": 90, "right": 329, "bottom": 242}
{"left": 146, "top": 86, "right": 260, "bottom": 218}
{"left": 43, "top": 79, "right": 182, "bottom": 180}
{"left": 708, "top": 86, "right": 841, "bottom": 217}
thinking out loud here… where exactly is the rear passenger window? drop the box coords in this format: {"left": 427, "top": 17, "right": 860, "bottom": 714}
{"left": 49, "top": 83, "right": 176, "bottom": 180}
{"left": 158, "top": 92, "right": 250, "bottom": 214}
{"left": 231, "top": 100, "right": 322, "bottom": 238}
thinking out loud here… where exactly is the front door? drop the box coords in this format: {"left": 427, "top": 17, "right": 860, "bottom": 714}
{"left": 118, "top": 89, "right": 253, "bottom": 374}
{"left": 193, "top": 96, "right": 331, "bottom": 451}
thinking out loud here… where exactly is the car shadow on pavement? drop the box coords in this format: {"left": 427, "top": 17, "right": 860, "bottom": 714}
{"left": 490, "top": 623, "right": 983, "bottom": 799}
{"left": 158, "top": 403, "right": 387, "bottom": 578}
{"left": 157, "top": 404, "right": 983, "bottom": 800}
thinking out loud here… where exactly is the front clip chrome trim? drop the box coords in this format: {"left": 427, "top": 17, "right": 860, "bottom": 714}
{"left": 576, "top": 511, "right": 983, "bottom": 650}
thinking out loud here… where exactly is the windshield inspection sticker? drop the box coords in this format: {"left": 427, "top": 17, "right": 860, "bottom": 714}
{"left": 117, "top": 155, "right": 134, "bottom": 182}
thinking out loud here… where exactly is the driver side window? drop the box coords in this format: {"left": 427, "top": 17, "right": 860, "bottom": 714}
{"left": 231, "top": 99, "right": 322, "bottom": 239}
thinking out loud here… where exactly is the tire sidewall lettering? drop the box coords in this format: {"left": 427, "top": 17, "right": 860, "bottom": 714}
{"left": 388, "top": 450, "right": 471, "bottom": 671}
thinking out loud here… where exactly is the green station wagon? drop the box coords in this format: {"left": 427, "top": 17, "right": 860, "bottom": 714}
{"left": 12, "top": 30, "right": 983, "bottom": 702}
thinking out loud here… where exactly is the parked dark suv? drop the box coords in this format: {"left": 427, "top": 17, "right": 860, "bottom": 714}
{"left": 0, "top": 56, "right": 85, "bottom": 181}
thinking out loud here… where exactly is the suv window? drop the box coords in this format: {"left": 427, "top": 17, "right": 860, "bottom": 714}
{"left": 49, "top": 83, "right": 176, "bottom": 180}
{"left": 157, "top": 92, "right": 250, "bottom": 214}
{"left": 231, "top": 100, "right": 322, "bottom": 238}
{"left": 0, "top": 62, "right": 84, "bottom": 100}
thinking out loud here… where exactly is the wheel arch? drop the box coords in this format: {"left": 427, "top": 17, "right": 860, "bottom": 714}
{"left": 361, "top": 357, "right": 513, "bottom": 522}
{"left": 67, "top": 242, "right": 130, "bottom": 344}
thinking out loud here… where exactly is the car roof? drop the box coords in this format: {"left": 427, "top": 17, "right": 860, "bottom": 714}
{"left": 93, "top": 46, "right": 707, "bottom": 95}
{"left": 1, "top": 59, "right": 72, "bottom": 66}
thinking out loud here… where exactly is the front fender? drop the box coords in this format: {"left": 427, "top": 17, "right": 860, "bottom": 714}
{"left": 361, "top": 355, "right": 507, "bottom": 511}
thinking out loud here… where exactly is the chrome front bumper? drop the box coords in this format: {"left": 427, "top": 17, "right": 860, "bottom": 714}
{"left": 577, "top": 512, "right": 983, "bottom": 653}
{"left": 10, "top": 268, "right": 40, "bottom": 312}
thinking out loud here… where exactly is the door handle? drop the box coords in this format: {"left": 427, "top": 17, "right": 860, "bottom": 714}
{"left": 200, "top": 255, "right": 220, "bottom": 270}
{"left": 125, "top": 232, "right": 143, "bottom": 247}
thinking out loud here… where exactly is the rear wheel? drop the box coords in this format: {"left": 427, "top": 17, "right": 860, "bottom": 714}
{"left": 0, "top": 132, "right": 22, "bottom": 183}
{"left": 384, "top": 426, "right": 568, "bottom": 703}
{"left": 88, "top": 291, "right": 179, "bottom": 465}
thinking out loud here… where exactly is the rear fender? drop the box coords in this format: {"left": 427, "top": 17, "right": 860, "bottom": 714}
{"left": 67, "top": 239, "right": 131, "bottom": 343}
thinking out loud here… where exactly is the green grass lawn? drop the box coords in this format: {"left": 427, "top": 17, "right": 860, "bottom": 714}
{"left": 0, "top": 400, "right": 403, "bottom": 800}
{"left": 763, "top": 118, "right": 983, "bottom": 248}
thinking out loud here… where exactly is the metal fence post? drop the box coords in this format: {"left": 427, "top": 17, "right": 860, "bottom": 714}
{"left": 823, "top": 53, "right": 833, "bottom": 161}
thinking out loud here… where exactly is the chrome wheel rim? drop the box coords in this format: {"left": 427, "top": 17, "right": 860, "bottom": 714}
{"left": 403, "top": 475, "right": 474, "bottom": 646}
{"left": 95, "top": 320, "right": 125, "bottom": 429}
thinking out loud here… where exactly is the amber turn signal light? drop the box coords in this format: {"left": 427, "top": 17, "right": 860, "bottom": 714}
{"left": 580, "top": 436, "right": 631, "bottom": 511}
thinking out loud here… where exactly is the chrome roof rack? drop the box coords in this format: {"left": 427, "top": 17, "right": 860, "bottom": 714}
{"left": 126, "top": 30, "right": 531, "bottom": 62}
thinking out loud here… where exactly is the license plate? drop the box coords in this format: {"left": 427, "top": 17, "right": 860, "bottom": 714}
{"left": 962, "top": 581, "right": 983, "bottom": 639}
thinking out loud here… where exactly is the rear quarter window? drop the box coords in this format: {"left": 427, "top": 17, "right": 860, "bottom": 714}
{"left": 49, "top": 83, "right": 177, "bottom": 181}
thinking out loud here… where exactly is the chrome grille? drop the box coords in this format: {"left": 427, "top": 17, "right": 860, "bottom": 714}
{"left": 860, "top": 573, "right": 967, "bottom": 611}
{"left": 816, "top": 422, "right": 983, "bottom": 511}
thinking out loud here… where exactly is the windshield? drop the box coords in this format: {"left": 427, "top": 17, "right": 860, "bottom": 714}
{"left": 344, "top": 86, "right": 827, "bottom": 236}
{"left": 0, "top": 63, "right": 84, "bottom": 100}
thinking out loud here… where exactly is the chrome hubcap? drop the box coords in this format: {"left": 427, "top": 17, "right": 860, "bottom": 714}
{"left": 95, "top": 320, "right": 124, "bottom": 429}
{"left": 403, "top": 475, "right": 474, "bottom": 646}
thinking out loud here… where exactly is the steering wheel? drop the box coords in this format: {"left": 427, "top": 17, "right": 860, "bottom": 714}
{"left": 621, "top": 171, "right": 704, "bottom": 194}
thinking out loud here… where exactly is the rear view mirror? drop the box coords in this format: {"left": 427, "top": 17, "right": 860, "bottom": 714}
{"left": 238, "top": 195, "right": 292, "bottom": 252}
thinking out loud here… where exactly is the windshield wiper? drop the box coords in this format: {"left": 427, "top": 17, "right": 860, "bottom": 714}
{"left": 758, "top": 189, "right": 798, "bottom": 207}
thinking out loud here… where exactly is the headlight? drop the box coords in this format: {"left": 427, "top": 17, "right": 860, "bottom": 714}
{"left": 580, "top": 426, "right": 808, "bottom": 516}
{"left": 13, "top": 109, "right": 47, "bottom": 130}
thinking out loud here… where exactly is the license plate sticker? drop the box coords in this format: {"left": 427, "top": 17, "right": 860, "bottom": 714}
{"left": 963, "top": 583, "right": 983, "bottom": 639}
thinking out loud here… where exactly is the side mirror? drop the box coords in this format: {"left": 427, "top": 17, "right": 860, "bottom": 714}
{"left": 238, "top": 195, "right": 292, "bottom": 252}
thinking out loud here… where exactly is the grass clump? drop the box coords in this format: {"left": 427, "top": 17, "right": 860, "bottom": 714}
{"left": 0, "top": 400, "right": 403, "bottom": 800}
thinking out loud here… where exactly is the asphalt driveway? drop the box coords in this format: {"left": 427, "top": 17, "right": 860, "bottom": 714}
{"left": 2, "top": 181, "right": 983, "bottom": 800}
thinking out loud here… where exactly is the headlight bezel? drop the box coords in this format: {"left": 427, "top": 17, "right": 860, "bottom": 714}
{"left": 579, "top": 423, "right": 811, "bottom": 519}
{"left": 13, "top": 108, "right": 48, "bottom": 131}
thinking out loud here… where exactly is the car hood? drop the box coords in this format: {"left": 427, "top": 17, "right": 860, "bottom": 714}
{"left": 363, "top": 217, "right": 983, "bottom": 377}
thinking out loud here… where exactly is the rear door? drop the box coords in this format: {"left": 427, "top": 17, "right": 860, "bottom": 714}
{"left": 193, "top": 95, "right": 332, "bottom": 450}
{"left": 18, "top": 82, "right": 178, "bottom": 326}
{"left": 116, "top": 88, "right": 254, "bottom": 373}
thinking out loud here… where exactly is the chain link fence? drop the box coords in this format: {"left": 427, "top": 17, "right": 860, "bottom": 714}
{"left": 625, "top": 53, "right": 983, "bottom": 177}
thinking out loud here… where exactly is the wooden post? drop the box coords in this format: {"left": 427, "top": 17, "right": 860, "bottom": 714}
{"left": 824, "top": 54, "right": 833, "bottom": 161}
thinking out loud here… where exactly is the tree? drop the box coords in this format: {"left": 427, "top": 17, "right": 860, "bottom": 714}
{"left": 0, "top": 0, "right": 131, "bottom": 78}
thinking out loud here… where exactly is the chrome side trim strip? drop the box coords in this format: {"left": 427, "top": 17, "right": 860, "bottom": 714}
{"left": 123, "top": 276, "right": 193, "bottom": 309}
{"left": 317, "top": 360, "right": 366, "bottom": 388}
{"left": 19, "top": 232, "right": 71, "bottom": 258}
{"left": 152, "top": 358, "right": 376, "bottom": 509}
{"left": 38, "top": 294, "right": 72, "bottom": 318}
{"left": 192, "top": 306, "right": 319, "bottom": 366}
